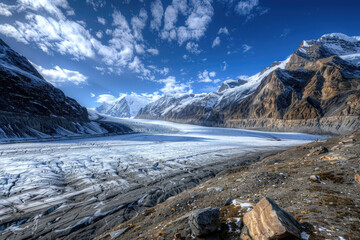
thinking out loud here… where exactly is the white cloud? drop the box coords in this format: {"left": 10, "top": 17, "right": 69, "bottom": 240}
{"left": 86, "top": 0, "right": 106, "bottom": 10}
{"left": 149, "top": 66, "right": 169, "bottom": 76}
{"left": 90, "top": 92, "right": 96, "bottom": 97}
{"left": 185, "top": 42, "right": 201, "bottom": 54}
{"left": 33, "top": 63, "right": 87, "bottom": 86}
{"left": 0, "top": 13, "right": 97, "bottom": 59}
{"left": 0, "top": 3, "right": 15, "bottom": 17}
{"left": 218, "top": 27, "right": 229, "bottom": 35}
{"left": 198, "top": 70, "right": 217, "bottom": 83}
{"left": 96, "top": 31, "right": 103, "bottom": 39}
{"left": 17, "top": 0, "right": 74, "bottom": 20}
{"left": 0, "top": 24, "right": 28, "bottom": 44}
{"left": 242, "top": 44, "right": 252, "bottom": 52}
{"left": 235, "top": 0, "right": 259, "bottom": 15}
{"left": 0, "top": 0, "right": 171, "bottom": 81}
{"left": 150, "top": 0, "right": 164, "bottom": 31}
{"left": 222, "top": 61, "right": 227, "bottom": 71}
{"left": 96, "top": 94, "right": 116, "bottom": 103}
{"left": 159, "top": 76, "right": 192, "bottom": 95}
{"left": 97, "top": 17, "right": 106, "bottom": 25}
{"left": 161, "top": 0, "right": 214, "bottom": 45}
{"left": 131, "top": 8, "right": 148, "bottom": 41}
{"left": 147, "top": 48, "right": 159, "bottom": 55}
{"left": 212, "top": 36, "right": 220, "bottom": 48}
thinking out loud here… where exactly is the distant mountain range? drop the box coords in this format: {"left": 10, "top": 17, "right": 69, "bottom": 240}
{"left": 137, "top": 33, "right": 360, "bottom": 134}
{"left": 96, "top": 94, "right": 151, "bottom": 118}
{"left": 0, "top": 38, "right": 130, "bottom": 140}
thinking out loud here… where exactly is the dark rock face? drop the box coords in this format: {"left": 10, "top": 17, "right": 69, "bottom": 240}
{"left": 0, "top": 38, "right": 88, "bottom": 121}
{"left": 188, "top": 208, "right": 220, "bottom": 237}
{"left": 137, "top": 34, "right": 360, "bottom": 135}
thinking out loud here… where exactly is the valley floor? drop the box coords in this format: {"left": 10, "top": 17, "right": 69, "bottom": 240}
{"left": 0, "top": 118, "right": 322, "bottom": 239}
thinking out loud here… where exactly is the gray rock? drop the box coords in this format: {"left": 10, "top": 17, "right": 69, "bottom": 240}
{"left": 224, "top": 197, "right": 232, "bottom": 206}
{"left": 188, "top": 208, "right": 220, "bottom": 237}
{"left": 309, "top": 175, "right": 322, "bottom": 183}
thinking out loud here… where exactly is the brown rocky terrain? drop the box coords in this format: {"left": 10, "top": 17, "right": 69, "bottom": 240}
{"left": 95, "top": 130, "right": 360, "bottom": 240}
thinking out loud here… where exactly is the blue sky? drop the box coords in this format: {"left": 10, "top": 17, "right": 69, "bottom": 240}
{"left": 0, "top": 0, "right": 359, "bottom": 107}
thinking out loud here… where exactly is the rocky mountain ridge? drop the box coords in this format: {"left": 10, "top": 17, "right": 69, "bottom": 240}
{"left": 0, "top": 38, "right": 131, "bottom": 140}
{"left": 137, "top": 33, "right": 360, "bottom": 135}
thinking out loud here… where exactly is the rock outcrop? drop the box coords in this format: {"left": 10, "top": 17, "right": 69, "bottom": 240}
{"left": 243, "top": 197, "right": 303, "bottom": 240}
{"left": 188, "top": 208, "right": 220, "bottom": 237}
{"left": 355, "top": 173, "right": 360, "bottom": 184}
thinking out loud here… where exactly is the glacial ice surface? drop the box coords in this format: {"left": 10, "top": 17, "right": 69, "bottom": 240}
{"left": 0, "top": 118, "right": 324, "bottom": 238}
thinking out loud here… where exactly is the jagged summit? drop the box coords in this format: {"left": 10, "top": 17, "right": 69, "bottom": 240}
{"left": 298, "top": 33, "right": 360, "bottom": 66}
{"left": 96, "top": 94, "right": 151, "bottom": 118}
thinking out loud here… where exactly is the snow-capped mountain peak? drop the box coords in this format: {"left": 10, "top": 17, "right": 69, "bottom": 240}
{"left": 299, "top": 33, "right": 360, "bottom": 66}
{"left": 96, "top": 94, "right": 152, "bottom": 118}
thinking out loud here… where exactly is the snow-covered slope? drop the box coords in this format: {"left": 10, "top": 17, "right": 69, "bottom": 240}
{"left": 299, "top": 33, "right": 360, "bottom": 66}
{"left": 96, "top": 94, "right": 151, "bottom": 118}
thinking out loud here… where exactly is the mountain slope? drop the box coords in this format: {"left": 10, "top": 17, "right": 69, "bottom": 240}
{"left": 96, "top": 94, "right": 151, "bottom": 118}
{"left": 137, "top": 33, "right": 360, "bottom": 134}
{"left": 0, "top": 39, "right": 88, "bottom": 120}
{"left": 0, "top": 39, "right": 131, "bottom": 140}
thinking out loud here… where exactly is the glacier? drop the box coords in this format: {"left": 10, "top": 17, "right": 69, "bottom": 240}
{"left": 0, "top": 118, "right": 324, "bottom": 239}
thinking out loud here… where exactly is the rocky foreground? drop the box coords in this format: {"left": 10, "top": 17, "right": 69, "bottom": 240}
{"left": 95, "top": 131, "right": 360, "bottom": 240}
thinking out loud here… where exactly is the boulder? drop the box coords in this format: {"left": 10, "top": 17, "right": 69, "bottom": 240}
{"left": 309, "top": 175, "right": 322, "bottom": 183}
{"left": 355, "top": 173, "right": 360, "bottom": 184}
{"left": 243, "top": 197, "right": 302, "bottom": 240}
{"left": 188, "top": 208, "right": 220, "bottom": 237}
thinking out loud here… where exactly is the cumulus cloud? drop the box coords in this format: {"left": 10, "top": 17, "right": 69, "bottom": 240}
{"left": 96, "top": 94, "right": 116, "bottom": 103}
{"left": 160, "top": 0, "right": 214, "bottom": 45}
{"left": 185, "top": 42, "right": 201, "bottom": 54}
{"left": 235, "top": 0, "right": 259, "bottom": 15}
{"left": 0, "top": 3, "right": 15, "bottom": 17}
{"left": 147, "top": 48, "right": 159, "bottom": 55}
{"left": 218, "top": 27, "right": 229, "bottom": 35}
{"left": 17, "top": 0, "right": 74, "bottom": 20}
{"left": 33, "top": 63, "right": 88, "bottom": 86}
{"left": 97, "top": 17, "right": 106, "bottom": 25}
{"left": 198, "top": 70, "right": 217, "bottom": 83}
{"left": 212, "top": 36, "right": 220, "bottom": 48}
{"left": 0, "top": 24, "right": 28, "bottom": 44}
{"left": 86, "top": 0, "right": 106, "bottom": 10}
{"left": 0, "top": 0, "right": 183, "bottom": 81}
{"left": 131, "top": 8, "right": 148, "bottom": 41}
{"left": 150, "top": 0, "right": 164, "bottom": 31}
{"left": 96, "top": 31, "right": 103, "bottom": 39}
{"left": 159, "top": 76, "right": 192, "bottom": 95}
{"left": 242, "top": 44, "right": 252, "bottom": 52}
